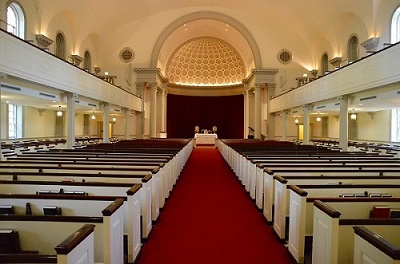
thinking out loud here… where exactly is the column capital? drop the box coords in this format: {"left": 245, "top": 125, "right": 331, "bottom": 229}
{"left": 0, "top": 72, "right": 8, "bottom": 80}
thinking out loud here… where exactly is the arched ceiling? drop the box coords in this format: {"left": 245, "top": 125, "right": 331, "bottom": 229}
{"left": 166, "top": 37, "right": 245, "bottom": 86}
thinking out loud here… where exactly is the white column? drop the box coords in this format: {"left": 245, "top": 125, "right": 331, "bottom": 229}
{"left": 124, "top": 109, "right": 130, "bottom": 140}
{"left": 244, "top": 91, "right": 249, "bottom": 139}
{"left": 150, "top": 85, "right": 157, "bottom": 138}
{"left": 160, "top": 89, "right": 167, "bottom": 134}
{"left": 0, "top": 73, "right": 6, "bottom": 160}
{"left": 254, "top": 85, "right": 262, "bottom": 139}
{"left": 103, "top": 103, "right": 110, "bottom": 143}
{"left": 282, "top": 110, "right": 287, "bottom": 141}
{"left": 66, "top": 93, "right": 76, "bottom": 149}
{"left": 303, "top": 104, "right": 311, "bottom": 144}
{"left": 136, "top": 83, "right": 145, "bottom": 139}
{"left": 339, "top": 96, "right": 349, "bottom": 151}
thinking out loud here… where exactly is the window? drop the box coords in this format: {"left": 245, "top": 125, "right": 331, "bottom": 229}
{"left": 83, "top": 50, "right": 91, "bottom": 72}
{"left": 391, "top": 7, "right": 400, "bottom": 43}
{"left": 391, "top": 108, "right": 400, "bottom": 142}
{"left": 348, "top": 35, "right": 359, "bottom": 63}
{"left": 55, "top": 33, "right": 66, "bottom": 60}
{"left": 321, "top": 53, "right": 329, "bottom": 75}
{"left": 6, "top": 2, "right": 25, "bottom": 39}
{"left": 8, "top": 104, "right": 17, "bottom": 139}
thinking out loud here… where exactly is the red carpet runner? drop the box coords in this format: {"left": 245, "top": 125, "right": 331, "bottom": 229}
{"left": 136, "top": 148, "right": 292, "bottom": 264}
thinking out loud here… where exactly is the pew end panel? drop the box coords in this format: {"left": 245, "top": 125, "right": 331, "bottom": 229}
{"left": 312, "top": 201, "right": 340, "bottom": 264}
{"left": 55, "top": 224, "right": 95, "bottom": 264}
{"left": 354, "top": 226, "right": 400, "bottom": 264}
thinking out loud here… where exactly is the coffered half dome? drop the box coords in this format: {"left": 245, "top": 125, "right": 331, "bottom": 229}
{"left": 166, "top": 37, "right": 245, "bottom": 87}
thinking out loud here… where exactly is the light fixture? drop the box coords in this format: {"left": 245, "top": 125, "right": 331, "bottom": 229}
{"left": 310, "top": 69, "right": 318, "bottom": 77}
{"left": 56, "top": 106, "right": 63, "bottom": 117}
{"left": 350, "top": 109, "right": 357, "bottom": 120}
{"left": 105, "top": 71, "right": 109, "bottom": 76}
{"left": 316, "top": 116, "right": 321, "bottom": 122}
{"left": 295, "top": 117, "right": 299, "bottom": 124}
{"left": 91, "top": 110, "right": 96, "bottom": 120}
{"left": 112, "top": 116, "right": 117, "bottom": 123}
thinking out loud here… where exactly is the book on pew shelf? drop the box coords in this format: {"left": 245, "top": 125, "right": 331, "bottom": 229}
{"left": 369, "top": 193, "right": 382, "bottom": 197}
{"left": 0, "top": 230, "right": 21, "bottom": 253}
{"left": 390, "top": 208, "right": 400, "bottom": 218}
{"left": 372, "top": 205, "right": 390, "bottom": 218}
{"left": 355, "top": 192, "right": 368, "bottom": 197}
{"left": 0, "top": 205, "right": 14, "bottom": 215}
{"left": 340, "top": 193, "right": 354, "bottom": 197}
{"left": 43, "top": 206, "right": 62, "bottom": 216}
{"left": 381, "top": 193, "right": 393, "bottom": 197}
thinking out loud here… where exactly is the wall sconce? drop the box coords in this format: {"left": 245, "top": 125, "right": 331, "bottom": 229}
{"left": 94, "top": 66, "right": 101, "bottom": 75}
{"left": 310, "top": 69, "right": 318, "bottom": 78}
{"left": 316, "top": 115, "right": 321, "bottom": 122}
{"left": 350, "top": 109, "right": 357, "bottom": 120}
{"left": 70, "top": 54, "right": 83, "bottom": 66}
{"left": 112, "top": 116, "right": 117, "bottom": 123}
{"left": 35, "top": 34, "right": 53, "bottom": 49}
{"left": 329, "top": 57, "right": 342, "bottom": 68}
{"left": 295, "top": 117, "right": 299, "bottom": 125}
{"left": 56, "top": 106, "right": 63, "bottom": 117}
{"left": 361, "top": 37, "right": 380, "bottom": 51}
{"left": 91, "top": 110, "right": 96, "bottom": 120}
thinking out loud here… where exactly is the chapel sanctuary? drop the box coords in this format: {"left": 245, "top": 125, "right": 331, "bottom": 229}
{"left": 2, "top": 1, "right": 400, "bottom": 264}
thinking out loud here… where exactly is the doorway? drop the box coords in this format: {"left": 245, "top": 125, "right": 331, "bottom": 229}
{"left": 298, "top": 124, "right": 314, "bottom": 140}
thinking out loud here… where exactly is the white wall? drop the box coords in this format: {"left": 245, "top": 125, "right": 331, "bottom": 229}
{"left": 23, "top": 106, "right": 56, "bottom": 138}
{"left": 356, "top": 110, "right": 391, "bottom": 141}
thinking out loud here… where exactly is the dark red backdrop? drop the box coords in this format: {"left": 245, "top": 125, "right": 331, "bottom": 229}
{"left": 167, "top": 94, "right": 244, "bottom": 139}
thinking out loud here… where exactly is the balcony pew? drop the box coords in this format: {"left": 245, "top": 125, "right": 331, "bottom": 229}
{"left": 288, "top": 184, "right": 400, "bottom": 263}
{"left": 353, "top": 225, "right": 400, "bottom": 264}
{"left": 0, "top": 191, "right": 141, "bottom": 263}
{"left": 0, "top": 199, "right": 125, "bottom": 264}
{"left": 312, "top": 199, "right": 400, "bottom": 264}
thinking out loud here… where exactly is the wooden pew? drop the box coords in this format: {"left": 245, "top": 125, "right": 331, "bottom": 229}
{"left": 353, "top": 225, "right": 400, "bottom": 264}
{"left": 287, "top": 184, "right": 400, "bottom": 263}
{"left": 312, "top": 199, "right": 400, "bottom": 264}
{"left": 0, "top": 172, "right": 153, "bottom": 244}
{"left": 0, "top": 224, "right": 95, "bottom": 264}
{"left": 272, "top": 174, "right": 400, "bottom": 242}
{"left": 0, "top": 191, "right": 141, "bottom": 263}
{"left": 0, "top": 163, "right": 162, "bottom": 222}
{"left": 0, "top": 198, "right": 125, "bottom": 264}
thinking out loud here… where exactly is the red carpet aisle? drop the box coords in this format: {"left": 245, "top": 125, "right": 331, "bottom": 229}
{"left": 136, "top": 148, "right": 292, "bottom": 264}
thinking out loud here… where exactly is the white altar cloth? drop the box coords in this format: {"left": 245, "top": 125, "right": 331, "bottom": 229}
{"left": 194, "top": 133, "right": 218, "bottom": 147}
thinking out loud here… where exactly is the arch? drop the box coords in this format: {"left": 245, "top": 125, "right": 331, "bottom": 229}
{"left": 6, "top": 1, "right": 25, "bottom": 39}
{"left": 347, "top": 34, "right": 359, "bottom": 63}
{"left": 55, "top": 31, "right": 66, "bottom": 60}
{"left": 83, "top": 50, "right": 91, "bottom": 72}
{"left": 150, "top": 11, "right": 261, "bottom": 70}
{"left": 391, "top": 6, "right": 400, "bottom": 43}
{"left": 320, "top": 53, "right": 329, "bottom": 76}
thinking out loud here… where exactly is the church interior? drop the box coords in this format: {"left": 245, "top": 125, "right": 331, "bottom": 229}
{"left": 1, "top": 1, "right": 400, "bottom": 263}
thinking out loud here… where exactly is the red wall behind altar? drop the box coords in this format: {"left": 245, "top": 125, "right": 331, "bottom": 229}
{"left": 167, "top": 94, "right": 244, "bottom": 139}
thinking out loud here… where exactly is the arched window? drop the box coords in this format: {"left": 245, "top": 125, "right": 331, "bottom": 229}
{"left": 348, "top": 35, "right": 359, "bottom": 63}
{"left": 83, "top": 50, "right": 91, "bottom": 72}
{"left": 321, "top": 53, "right": 329, "bottom": 75}
{"left": 391, "top": 7, "right": 400, "bottom": 43}
{"left": 6, "top": 2, "right": 25, "bottom": 39}
{"left": 55, "top": 33, "right": 66, "bottom": 60}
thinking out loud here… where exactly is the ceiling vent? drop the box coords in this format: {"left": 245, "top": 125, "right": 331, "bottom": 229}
{"left": 119, "top": 47, "right": 135, "bottom": 63}
{"left": 277, "top": 49, "right": 292, "bottom": 64}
